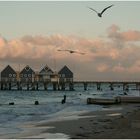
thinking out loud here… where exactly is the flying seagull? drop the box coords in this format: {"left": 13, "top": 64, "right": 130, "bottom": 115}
{"left": 57, "top": 49, "right": 85, "bottom": 55}
{"left": 87, "top": 4, "right": 114, "bottom": 17}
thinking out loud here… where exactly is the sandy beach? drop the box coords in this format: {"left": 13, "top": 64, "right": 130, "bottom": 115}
{"left": 34, "top": 103, "right": 140, "bottom": 139}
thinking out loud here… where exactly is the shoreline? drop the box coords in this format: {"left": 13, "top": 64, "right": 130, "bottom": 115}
{"left": 36, "top": 103, "right": 140, "bottom": 139}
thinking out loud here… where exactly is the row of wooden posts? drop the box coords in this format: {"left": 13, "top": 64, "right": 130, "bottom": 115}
{"left": 0, "top": 82, "right": 74, "bottom": 91}
{"left": 0, "top": 81, "right": 140, "bottom": 91}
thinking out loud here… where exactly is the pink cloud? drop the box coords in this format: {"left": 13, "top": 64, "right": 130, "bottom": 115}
{"left": 107, "top": 24, "right": 120, "bottom": 34}
{"left": 0, "top": 37, "right": 7, "bottom": 47}
{"left": 107, "top": 24, "right": 140, "bottom": 42}
{"left": 1, "top": 24, "right": 140, "bottom": 80}
{"left": 112, "top": 63, "right": 125, "bottom": 72}
{"left": 126, "top": 60, "right": 140, "bottom": 73}
{"left": 97, "top": 64, "right": 109, "bottom": 72}
{"left": 122, "top": 30, "right": 140, "bottom": 41}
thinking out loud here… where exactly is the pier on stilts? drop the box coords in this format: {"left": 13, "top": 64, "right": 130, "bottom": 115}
{"left": 0, "top": 81, "right": 140, "bottom": 91}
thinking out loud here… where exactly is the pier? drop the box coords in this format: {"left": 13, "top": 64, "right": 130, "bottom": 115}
{"left": 0, "top": 81, "right": 140, "bottom": 91}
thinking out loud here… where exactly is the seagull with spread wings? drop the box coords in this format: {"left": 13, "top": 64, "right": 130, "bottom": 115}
{"left": 87, "top": 4, "right": 114, "bottom": 17}
{"left": 57, "top": 49, "right": 85, "bottom": 55}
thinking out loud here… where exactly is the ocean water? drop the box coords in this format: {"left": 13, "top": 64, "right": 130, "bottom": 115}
{"left": 0, "top": 85, "right": 139, "bottom": 138}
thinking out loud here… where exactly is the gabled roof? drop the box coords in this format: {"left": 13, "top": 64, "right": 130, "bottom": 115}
{"left": 20, "top": 65, "right": 35, "bottom": 74}
{"left": 58, "top": 65, "right": 73, "bottom": 75}
{"left": 39, "top": 65, "right": 53, "bottom": 74}
{"left": 1, "top": 65, "right": 16, "bottom": 75}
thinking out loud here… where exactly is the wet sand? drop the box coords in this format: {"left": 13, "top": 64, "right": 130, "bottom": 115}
{"left": 37, "top": 104, "right": 140, "bottom": 139}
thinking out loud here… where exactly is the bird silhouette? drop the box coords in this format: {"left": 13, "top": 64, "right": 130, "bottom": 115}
{"left": 87, "top": 5, "right": 114, "bottom": 17}
{"left": 57, "top": 49, "right": 85, "bottom": 55}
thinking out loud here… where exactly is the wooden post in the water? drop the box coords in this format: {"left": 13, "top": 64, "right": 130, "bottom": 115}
{"left": 53, "top": 82, "right": 57, "bottom": 91}
{"left": 123, "top": 83, "right": 129, "bottom": 91}
{"left": 32, "top": 82, "right": 35, "bottom": 90}
{"left": 61, "top": 83, "right": 65, "bottom": 91}
{"left": 97, "top": 82, "right": 101, "bottom": 91}
{"left": 27, "top": 83, "right": 29, "bottom": 90}
{"left": 5, "top": 83, "right": 8, "bottom": 90}
{"left": 69, "top": 82, "right": 74, "bottom": 91}
{"left": 138, "top": 83, "right": 140, "bottom": 96}
{"left": 126, "top": 84, "right": 129, "bottom": 91}
{"left": 36, "top": 82, "right": 38, "bottom": 90}
{"left": 84, "top": 82, "right": 87, "bottom": 91}
{"left": 9, "top": 82, "right": 11, "bottom": 90}
{"left": 1, "top": 82, "right": 3, "bottom": 90}
{"left": 17, "top": 82, "right": 20, "bottom": 90}
{"left": 58, "top": 83, "right": 60, "bottom": 90}
{"left": 136, "top": 83, "right": 139, "bottom": 90}
{"left": 20, "top": 82, "right": 22, "bottom": 90}
{"left": 44, "top": 82, "right": 47, "bottom": 90}
{"left": 110, "top": 83, "right": 114, "bottom": 91}
{"left": 123, "top": 83, "right": 125, "bottom": 91}
{"left": 136, "top": 83, "right": 140, "bottom": 96}
{"left": 3, "top": 83, "right": 4, "bottom": 90}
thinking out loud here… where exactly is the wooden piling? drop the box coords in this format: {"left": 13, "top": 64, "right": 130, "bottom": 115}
{"left": 123, "top": 83, "right": 128, "bottom": 91}
{"left": 20, "top": 82, "right": 22, "bottom": 90}
{"left": 84, "top": 82, "right": 87, "bottom": 91}
{"left": 97, "top": 83, "right": 101, "bottom": 91}
{"left": 17, "top": 82, "right": 20, "bottom": 90}
{"left": 36, "top": 82, "right": 38, "bottom": 90}
{"left": 110, "top": 83, "right": 114, "bottom": 91}
{"left": 69, "top": 82, "right": 74, "bottom": 91}
{"left": 61, "top": 83, "right": 65, "bottom": 91}
{"left": 9, "top": 83, "right": 11, "bottom": 90}
{"left": 31, "top": 82, "right": 35, "bottom": 90}
{"left": 53, "top": 82, "right": 57, "bottom": 91}
{"left": 27, "top": 83, "right": 29, "bottom": 90}
{"left": 44, "top": 82, "right": 47, "bottom": 90}
{"left": 1, "top": 83, "right": 3, "bottom": 90}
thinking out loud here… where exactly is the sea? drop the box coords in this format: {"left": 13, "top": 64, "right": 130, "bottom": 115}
{"left": 0, "top": 83, "right": 139, "bottom": 138}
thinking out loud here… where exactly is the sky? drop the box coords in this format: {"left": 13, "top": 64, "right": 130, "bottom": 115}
{"left": 0, "top": 1, "right": 140, "bottom": 81}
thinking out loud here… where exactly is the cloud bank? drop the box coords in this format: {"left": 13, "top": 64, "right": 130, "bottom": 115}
{"left": 0, "top": 24, "right": 140, "bottom": 80}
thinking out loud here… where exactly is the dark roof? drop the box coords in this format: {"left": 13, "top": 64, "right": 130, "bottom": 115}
{"left": 20, "top": 65, "right": 35, "bottom": 74}
{"left": 39, "top": 65, "right": 53, "bottom": 74}
{"left": 58, "top": 65, "right": 73, "bottom": 78}
{"left": 1, "top": 65, "right": 16, "bottom": 77}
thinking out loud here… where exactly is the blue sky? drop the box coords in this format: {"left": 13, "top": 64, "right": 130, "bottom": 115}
{"left": 0, "top": 1, "right": 140, "bottom": 80}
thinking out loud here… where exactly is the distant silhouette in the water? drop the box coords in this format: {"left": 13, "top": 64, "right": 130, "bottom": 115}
{"left": 9, "top": 102, "right": 14, "bottom": 105}
{"left": 58, "top": 49, "right": 85, "bottom": 55}
{"left": 34, "top": 100, "right": 39, "bottom": 105}
{"left": 123, "top": 92, "right": 128, "bottom": 95}
{"left": 87, "top": 4, "right": 114, "bottom": 17}
{"left": 61, "top": 95, "right": 66, "bottom": 104}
